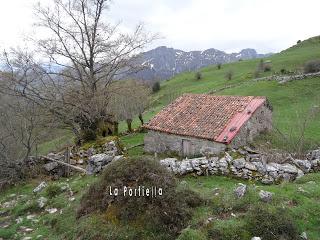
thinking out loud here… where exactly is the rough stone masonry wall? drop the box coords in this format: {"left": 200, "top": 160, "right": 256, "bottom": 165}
{"left": 231, "top": 103, "right": 272, "bottom": 148}
{"left": 160, "top": 149, "right": 320, "bottom": 184}
{"left": 144, "top": 130, "right": 226, "bottom": 157}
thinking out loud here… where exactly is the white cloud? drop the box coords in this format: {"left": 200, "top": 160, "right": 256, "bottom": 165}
{"left": 0, "top": 0, "right": 319, "bottom": 53}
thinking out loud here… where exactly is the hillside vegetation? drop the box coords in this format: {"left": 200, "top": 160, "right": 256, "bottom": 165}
{"left": 2, "top": 37, "right": 320, "bottom": 240}
{"left": 123, "top": 36, "right": 320, "bottom": 154}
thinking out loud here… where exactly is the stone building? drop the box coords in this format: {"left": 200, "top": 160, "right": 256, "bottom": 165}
{"left": 144, "top": 94, "right": 272, "bottom": 157}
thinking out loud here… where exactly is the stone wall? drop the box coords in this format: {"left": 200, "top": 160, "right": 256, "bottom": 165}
{"left": 231, "top": 103, "right": 272, "bottom": 148}
{"left": 144, "top": 130, "right": 226, "bottom": 157}
{"left": 160, "top": 148, "right": 320, "bottom": 184}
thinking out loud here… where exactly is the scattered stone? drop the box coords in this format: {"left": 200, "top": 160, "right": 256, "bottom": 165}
{"left": 204, "top": 217, "right": 214, "bottom": 225}
{"left": 69, "top": 197, "right": 76, "bottom": 202}
{"left": 86, "top": 153, "right": 114, "bottom": 174}
{"left": 234, "top": 183, "right": 247, "bottom": 198}
{"left": 300, "top": 231, "right": 308, "bottom": 240}
{"left": 33, "top": 181, "right": 47, "bottom": 193}
{"left": 259, "top": 190, "right": 273, "bottom": 202}
{"left": 46, "top": 208, "right": 58, "bottom": 214}
{"left": 37, "top": 197, "right": 48, "bottom": 208}
{"left": 16, "top": 217, "right": 23, "bottom": 224}
{"left": 2, "top": 199, "right": 17, "bottom": 208}
{"left": 251, "top": 237, "right": 261, "bottom": 240}
{"left": 19, "top": 226, "right": 34, "bottom": 233}
{"left": 22, "top": 237, "right": 32, "bottom": 240}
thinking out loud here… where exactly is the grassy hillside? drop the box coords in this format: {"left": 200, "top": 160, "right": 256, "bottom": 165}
{"left": 15, "top": 36, "right": 320, "bottom": 240}
{"left": 123, "top": 36, "right": 320, "bottom": 152}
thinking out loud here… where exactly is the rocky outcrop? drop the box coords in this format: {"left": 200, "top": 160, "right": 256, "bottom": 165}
{"left": 160, "top": 148, "right": 320, "bottom": 184}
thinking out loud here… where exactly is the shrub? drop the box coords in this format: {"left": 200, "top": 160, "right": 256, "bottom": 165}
{"left": 263, "top": 64, "right": 272, "bottom": 72}
{"left": 177, "top": 228, "right": 207, "bottom": 240}
{"left": 280, "top": 68, "right": 287, "bottom": 74}
{"left": 207, "top": 221, "right": 249, "bottom": 240}
{"left": 246, "top": 206, "right": 300, "bottom": 240}
{"left": 304, "top": 59, "right": 320, "bottom": 73}
{"left": 195, "top": 72, "right": 202, "bottom": 80}
{"left": 217, "top": 63, "right": 222, "bottom": 70}
{"left": 46, "top": 184, "right": 63, "bottom": 198}
{"left": 225, "top": 70, "right": 234, "bottom": 81}
{"left": 297, "top": 40, "right": 301, "bottom": 44}
{"left": 77, "top": 157, "right": 202, "bottom": 237}
{"left": 152, "top": 81, "right": 161, "bottom": 93}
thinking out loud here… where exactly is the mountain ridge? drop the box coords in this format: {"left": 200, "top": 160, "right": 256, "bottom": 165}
{"left": 132, "top": 46, "right": 273, "bottom": 81}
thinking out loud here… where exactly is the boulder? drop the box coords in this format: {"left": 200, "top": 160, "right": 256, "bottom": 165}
{"left": 251, "top": 237, "right": 261, "bottom": 240}
{"left": 37, "top": 197, "right": 48, "bottom": 208}
{"left": 300, "top": 231, "right": 308, "bottom": 240}
{"left": 281, "top": 163, "right": 299, "bottom": 174}
{"left": 43, "top": 162, "right": 59, "bottom": 172}
{"left": 33, "top": 182, "right": 47, "bottom": 193}
{"left": 259, "top": 190, "right": 273, "bottom": 202}
{"left": 232, "top": 158, "right": 246, "bottom": 169}
{"left": 245, "top": 162, "right": 257, "bottom": 171}
{"left": 86, "top": 153, "right": 114, "bottom": 174}
{"left": 234, "top": 183, "right": 247, "bottom": 198}
{"left": 310, "top": 149, "right": 320, "bottom": 160}
{"left": 294, "top": 160, "right": 311, "bottom": 173}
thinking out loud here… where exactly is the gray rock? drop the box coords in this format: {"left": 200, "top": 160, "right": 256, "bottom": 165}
{"left": 37, "top": 197, "right": 48, "bottom": 208}
{"left": 251, "top": 237, "right": 261, "bottom": 240}
{"left": 43, "top": 162, "right": 59, "bottom": 172}
{"left": 310, "top": 149, "right": 320, "bottom": 160}
{"left": 259, "top": 190, "right": 273, "bottom": 202}
{"left": 261, "top": 175, "right": 274, "bottom": 184}
{"left": 245, "top": 162, "right": 257, "bottom": 171}
{"left": 233, "top": 158, "right": 246, "bottom": 169}
{"left": 300, "top": 231, "right": 308, "bottom": 240}
{"left": 234, "top": 183, "right": 247, "bottom": 198}
{"left": 89, "top": 154, "right": 113, "bottom": 164}
{"left": 33, "top": 182, "right": 47, "bottom": 193}
{"left": 281, "top": 164, "right": 298, "bottom": 174}
{"left": 113, "top": 155, "right": 124, "bottom": 161}
{"left": 294, "top": 160, "right": 312, "bottom": 173}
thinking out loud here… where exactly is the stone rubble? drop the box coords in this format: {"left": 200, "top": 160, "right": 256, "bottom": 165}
{"left": 259, "top": 190, "right": 273, "bottom": 202}
{"left": 41, "top": 140, "right": 124, "bottom": 176}
{"left": 33, "top": 182, "right": 47, "bottom": 193}
{"left": 234, "top": 183, "right": 247, "bottom": 198}
{"left": 160, "top": 148, "right": 320, "bottom": 184}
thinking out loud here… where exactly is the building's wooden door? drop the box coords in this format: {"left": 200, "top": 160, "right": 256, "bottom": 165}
{"left": 182, "top": 139, "right": 191, "bottom": 157}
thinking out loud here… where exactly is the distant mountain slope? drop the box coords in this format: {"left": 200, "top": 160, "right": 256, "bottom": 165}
{"left": 131, "top": 46, "right": 272, "bottom": 81}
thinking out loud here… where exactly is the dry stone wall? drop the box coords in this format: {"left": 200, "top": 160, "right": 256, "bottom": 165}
{"left": 160, "top": 148, "right": 320, "bottom": 184}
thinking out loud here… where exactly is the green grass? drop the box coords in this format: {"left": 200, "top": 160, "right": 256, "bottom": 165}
{"left": 2, "top": 172, "right": 320, "bottom": 239}
{"left": 181, "top": 173, "right": 320, "bottom": 239}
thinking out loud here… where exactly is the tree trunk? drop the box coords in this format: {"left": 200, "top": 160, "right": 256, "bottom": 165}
{"left": 126, "top": 119, "right": 133, "bottom": 132}
{"left": 138, "top": 113, "right": 144, "bottom": 125}
{"left": 114, "top": 122, "right": 119, "bottom": 136}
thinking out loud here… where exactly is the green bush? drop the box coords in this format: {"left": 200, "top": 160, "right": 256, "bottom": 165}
{"left": 304, "top": 59, "right": 320, "bottom": 73}
{"left": 195, "top": 72, "right": 202, "bottom": 81}
{"left": 152, "top": 81, "right": 161, "bottom": 93}
{"left": 207, "top": 220, "right": 249, "bottom": 240}
{"left": 177, "top": 228, "right": 207, "bottom": 240}
{"left": 78, "top": 157, "right": 202, "bottom": 238}
{"left": 246, "top": 206, "right": 299, "bottom": 240}
{"left": 46, "top": 184, "right": 63, "bottom": 198}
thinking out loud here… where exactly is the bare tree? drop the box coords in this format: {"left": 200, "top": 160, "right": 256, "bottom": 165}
{"left": 0, "top": 94, "right": 49, "bottom": 183}
{"left": 1, "top": 0, "right": 157, "bottom": 142}
{"left": 108, "top": 80, "right": 151, "bottom": 132}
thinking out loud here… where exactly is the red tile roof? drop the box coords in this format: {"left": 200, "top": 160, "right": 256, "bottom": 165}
{"left": 144, "top": 94, "right": 267, "bottom": 144}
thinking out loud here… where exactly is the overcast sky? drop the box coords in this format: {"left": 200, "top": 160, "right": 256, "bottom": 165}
{"left": 0, "top": 0, "right": 319, "bottom": 53}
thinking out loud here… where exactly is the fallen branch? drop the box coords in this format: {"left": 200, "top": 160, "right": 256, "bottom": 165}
{"left": 41, "top": 156, "right": 88, "bottom": 174}
{"left": 127, "top": 143, "right": 144, "bottom": 150}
